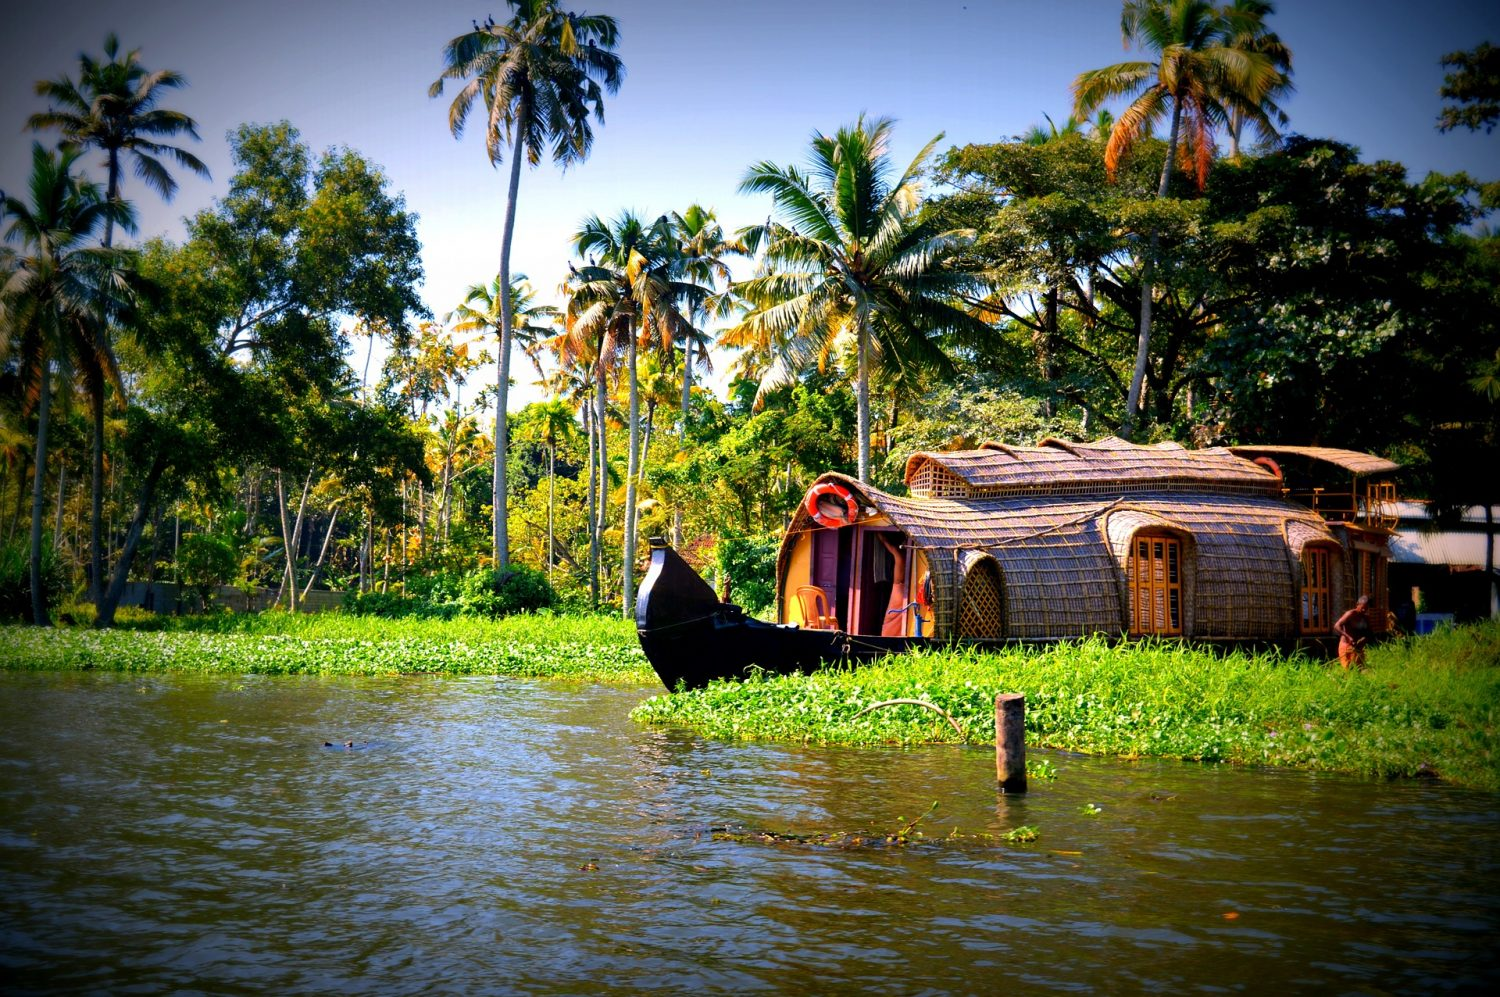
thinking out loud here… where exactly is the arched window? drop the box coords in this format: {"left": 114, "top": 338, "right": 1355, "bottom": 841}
{"left": 1300, "top": 545, "right": 1336, "bottom": 634}
{"left": 956, "top": 558, "right": 1005, "bottom": 638}
{"left": 1129, "top": 532, "right": 1183, "bottom": 635}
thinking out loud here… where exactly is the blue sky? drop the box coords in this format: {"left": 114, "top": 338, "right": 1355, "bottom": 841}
{"left": 4, "top": 0, "right": 1498, "bottom": 407}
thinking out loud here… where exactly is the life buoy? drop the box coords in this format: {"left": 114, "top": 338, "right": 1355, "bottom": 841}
{"left": 806, "top": 481, "right": 859, "bottom": 528}
{"left": 1253, "top": 456, "right": 1283, "bottom": 481}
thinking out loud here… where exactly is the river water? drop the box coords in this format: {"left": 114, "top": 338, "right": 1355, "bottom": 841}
{"left": 1, "top": 672, "right": 1496, "bottom": 994}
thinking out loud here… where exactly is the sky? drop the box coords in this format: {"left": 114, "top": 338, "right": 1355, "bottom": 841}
{"left": 4, "top": 0, "right": 1499, "bottom": 410}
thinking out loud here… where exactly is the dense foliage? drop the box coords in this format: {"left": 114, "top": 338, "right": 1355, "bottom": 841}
{"left": 3, "top": 3, "right": 1495, "bottom": 629}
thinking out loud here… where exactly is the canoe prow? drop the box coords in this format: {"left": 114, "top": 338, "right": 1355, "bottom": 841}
{"left": 634, "top": 538, "right": 923, "bottom": 690}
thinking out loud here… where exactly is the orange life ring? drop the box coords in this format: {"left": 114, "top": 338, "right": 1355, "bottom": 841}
{"left": 1253, "top": 456, "right": 1283, "bottom": 481}
{"left": 806, "top": 481, "right": 859, "bottom": 529}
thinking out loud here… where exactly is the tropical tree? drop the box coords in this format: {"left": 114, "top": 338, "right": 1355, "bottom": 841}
{"left": 1438, "top": 41, "right": 1500, "bottom": 135}
{"left": 1072, "top": 0, "right": 1281, "bottom": 437}
{"left": 28, "top": 32, "right": 209, "bottom": 250}
{"left": 430, "top": 0, "right": 623, "bottom": 571}
{"left": 669, "top": 205, "right": 743, "bottom": 421}
{"left": 28, "top": 34, "right": 209, "bottom": 604}
{"left": 728, "top": 115, "right": 991, "bottom": 482}
{"left": 518, "top": 398, "right": 577, "bottom": 580}
{"left": 1, "top": 144, "right": 132, "bottom": 625}
{"left": 567, "top": 211, "right": 697, "bottom": 613}
{"left": 1218, "top": 0, "right": 1293, "bottom": 157}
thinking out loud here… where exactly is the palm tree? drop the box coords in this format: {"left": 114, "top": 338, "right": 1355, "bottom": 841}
{"left": 728, "top": 115, "right": 991, "bottom": 482}
{"left": 2, "top": 144, "right": 131, "bottom": 625}
{"left": 1218, "top": 1, "right": 1293, "bottom": 157}
{"left": 448, "top": 273, "right": 559, "bottom": 564}
{"left": 669, "top": 205, "right": 743, "bottom": 422}
{"left": 431, "top": 0, "right": 623, "bottom": 571}
{"left": 1072, "top": 0, "right": 1280, "bottom": 438}
{"left": 28, "top": 33, "right": 209, "bottom": 250}
{"left": 523, "top": 398, "right": 577, "bottom": 581}
{"left": 567, "top": 212, "right": 696, "bottom": 614}
{"left": 28, "top": 34, "right": 206, "bottom": 604}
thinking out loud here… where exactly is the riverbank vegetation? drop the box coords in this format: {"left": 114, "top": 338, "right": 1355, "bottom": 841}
{"left": 632, "top": 621, "right": 1500, "bottom": 792}
{"left": 0, "top": 612, "right": 649, "bottom": 682}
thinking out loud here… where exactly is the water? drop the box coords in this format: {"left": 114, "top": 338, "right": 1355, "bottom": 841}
{"left": 1, "top": 671, "right": 1496, "bottom": 994}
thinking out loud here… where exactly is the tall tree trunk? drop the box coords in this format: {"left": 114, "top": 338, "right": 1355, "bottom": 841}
{"left": 595, "top": 362, "right": 608, "bottom": 608}
{"left": 1040, "top": 286, "right": 1058, "bottom": 418}
{"left": 95, "top": 450, "right": 169, "bottom": 628}
{"left": 102, "top": 152, "right": 121, "bottom": 250}
{"left": 856, "top": 313, "right": 871, "bottom": 482}
{"left": 674, "top": 341, "right": 690, "bottom": 548}
{"left": 547, "top": 443, "right": 555, "bottom": 583}
{"left": 53, "top": 464, "right": 67, "bottom": 551}
{"left": 584, "top": 397, "right": 599, "bottom": 609}
{"left": 29, "top": 360, "right": 53, "bottom": 626}
{"left": 88, "top": 389, "right": 105, "bottom": 604}
{"left": 493, "top": 108, "right": 528, "bottom": 571}
{"left": 623, "top": 336, "right": 639, "bottom": 617}
{"left": 301, "top": 505, "right": 340, "bottom": 601}
{"left": 1121, "top": 100, "right": 1182, "bottom": 441}
{"left": 275, "top": 471, "right": 294, "bottom": 611}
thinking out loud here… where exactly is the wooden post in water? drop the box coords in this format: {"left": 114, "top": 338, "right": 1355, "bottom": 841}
{"left": 995, "top": 693, "right": 1027, "bottom": 793}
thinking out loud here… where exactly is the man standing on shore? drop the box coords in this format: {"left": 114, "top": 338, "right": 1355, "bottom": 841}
{"left": 1334, "top": 595, "right": 1373, "bottom": 670}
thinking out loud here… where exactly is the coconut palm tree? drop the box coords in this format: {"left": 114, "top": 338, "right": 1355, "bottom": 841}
{"left": 431, "top": 0, "right": 623, "bottom": 571}
{"left": 28, "top": 34, "right": 205, "bottom": 605}
{"left": 1072, "top": 0, "right": 1280, "bottom": 438}
{"left": 522, "top": 398, "right": 577, "bottom": 581}
{"left": 728, "top": 115, "right": 991, "bottom": 482}
{"left": 1218, "top": 0, "right": 1293, "bottom": 157}
{"left": 448, "top": 273, "right": 558, "bottom": 562}
{"left": 669, "top": 205, "right": 743, "bottom": 422}
{"left": 28, "top": 33, "right": 210, "bottom": 249}
{"left": 567, "top": 211, "right": 696, "bottom": 614}
{"left": 2, "top": 144, "right": 132, "bottom": 625}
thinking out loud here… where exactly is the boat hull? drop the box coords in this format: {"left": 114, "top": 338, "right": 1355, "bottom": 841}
{"left": 633, "top": 543, "right": 1345, "bottom": 691}
{"left": 634, "top": 543, "right": 926, "bottom": 690}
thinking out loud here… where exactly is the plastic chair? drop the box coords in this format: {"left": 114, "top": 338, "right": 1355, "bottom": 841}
{"left": 796, "top": 586, "right": 837, "bottom": 630}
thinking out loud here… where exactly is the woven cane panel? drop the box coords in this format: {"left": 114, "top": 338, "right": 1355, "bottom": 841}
{"left": 956, "top": 557, "right": 1005, "bottom": 638}
{"left": 908, "top": 459, "right": 970, "bottom": 500}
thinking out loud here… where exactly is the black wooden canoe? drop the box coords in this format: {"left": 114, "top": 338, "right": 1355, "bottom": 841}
{"left": 634, "top": 540, "right": 925, "bottom": 690}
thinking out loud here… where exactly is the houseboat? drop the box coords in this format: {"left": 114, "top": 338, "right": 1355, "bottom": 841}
{"left": 636, "top": 436, "right": 1399, "bottom": 690}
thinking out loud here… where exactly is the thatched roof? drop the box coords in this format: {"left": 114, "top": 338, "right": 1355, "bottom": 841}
{"left": 1228, "top": 445, "right": 1400, "bottom": 477}
{"left": 904, "top": 436, "right": 1279, "bottom": 500}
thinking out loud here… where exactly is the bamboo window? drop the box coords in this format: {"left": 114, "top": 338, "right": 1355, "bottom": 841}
{"left": 956, "top": 559, "right": 1005, "bottom": 638}
{"left": 1300, "top": 546, "right": 1333, "bottom": 634}
{"left": 1129, "top": 533, "right": 1183, "bottom": 635}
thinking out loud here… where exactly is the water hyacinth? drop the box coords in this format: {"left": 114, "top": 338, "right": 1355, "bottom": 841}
{"left": 0, "top": 614, "right": 651, "bottom": 683}
{"left": 632, "top": 625, "right": 1500, "bottom": 792}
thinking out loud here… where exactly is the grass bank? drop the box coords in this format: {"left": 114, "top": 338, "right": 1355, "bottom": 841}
{"left": 0, "top": 612, "right": 651, "bottom": 683}
{"left": 632, "top": 622, "right": 1500, "bottom": 791}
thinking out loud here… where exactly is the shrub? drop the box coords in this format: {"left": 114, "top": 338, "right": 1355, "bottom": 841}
{"left": 715, "top": 533, "right": 779, "bottom": 617}
{"left": 0, "top": 539, "right": 65, "bottom": 621}
{"left": 458, "top": 565, "right": 556, "bottom": 618}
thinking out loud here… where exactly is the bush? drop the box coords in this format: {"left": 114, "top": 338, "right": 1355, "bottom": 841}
{"left": 343, "top": 589, "right": 434, "bottom": 619}
{"left": 715, "top": 533, "right": 779, "bottom": 617}
{"left": 0, "top": 539, "right": 65, "bottom": 622}
{"left": 458, "top": 565, "right": 556, "bottom": 618}
{"left": 342, "top": 566, "right": 555, "bottom": 619}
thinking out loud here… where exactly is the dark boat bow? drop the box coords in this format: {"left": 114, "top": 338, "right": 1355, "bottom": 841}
{"left": 635, "top": 539, "right": 923, "bottom": 690}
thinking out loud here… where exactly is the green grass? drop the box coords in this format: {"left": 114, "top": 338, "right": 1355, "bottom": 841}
{"left": 0, "top": 611, "right": 651, "bottom": 683}
{"left": 631, "top": 622, "right": 1500, "bottom": 791}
